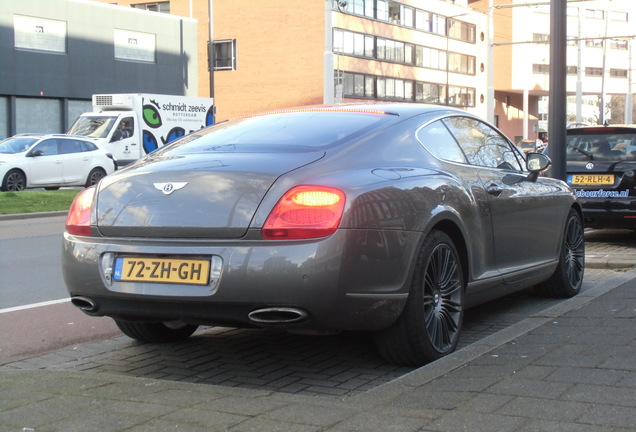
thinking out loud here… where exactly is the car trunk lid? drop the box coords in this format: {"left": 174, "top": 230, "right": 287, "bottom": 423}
{"left": 95, "top": 151, "right": 324, "bottom": 238}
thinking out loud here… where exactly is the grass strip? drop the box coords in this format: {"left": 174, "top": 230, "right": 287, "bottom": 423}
{"left": 0, "top": 189, "right": 81, "bottom": 214}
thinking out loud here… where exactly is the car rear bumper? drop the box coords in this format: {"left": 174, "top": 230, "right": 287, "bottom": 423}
{"left": 578, "top": 200, "right": 636, "bottom": 229}
{"left": 62, "top": 229, "right": 419, "bottom": 332}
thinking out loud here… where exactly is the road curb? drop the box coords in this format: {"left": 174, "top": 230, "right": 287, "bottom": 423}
{"left": 0, "top": 211, "right": 67, "bottom": 221}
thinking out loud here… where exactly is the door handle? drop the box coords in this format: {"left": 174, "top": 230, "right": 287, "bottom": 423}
{"left": 486, "top": 184, "right": 503, "bottom": 197}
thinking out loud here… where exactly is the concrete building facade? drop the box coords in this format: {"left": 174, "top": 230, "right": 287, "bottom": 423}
{"left": 93, "top": 0, "right": 488, "bottom": 123}
{"left": 0, "top": 0, "right": 199, "bottom": 138}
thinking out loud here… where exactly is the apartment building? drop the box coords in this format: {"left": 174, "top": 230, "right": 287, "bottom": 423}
{"left": 470, "top": 0, "right": 636, "bottom": 141}
{"left": 94, "top": 0, "right": 489, "bottom": 122}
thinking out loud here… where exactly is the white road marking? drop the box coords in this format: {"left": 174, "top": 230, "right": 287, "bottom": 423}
{"left": 0, "top": 298, "right": 70, "bottom": 314}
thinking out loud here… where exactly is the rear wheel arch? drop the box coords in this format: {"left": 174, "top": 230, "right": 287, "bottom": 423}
{"left": 429, "top": 219, "right": 469, "bottom": 288}
{"left": 85, "top": 167, "right": 107, "bottom": 187}
{"left": 374, "top": 227, "right": 466, "bottom": 366}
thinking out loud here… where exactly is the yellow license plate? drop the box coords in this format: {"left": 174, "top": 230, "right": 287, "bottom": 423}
{"left": 569, "top": 174, "right": 615, "bottom": 186}
{"left": 113, "top": 257, "right": 211, "bottom": 285}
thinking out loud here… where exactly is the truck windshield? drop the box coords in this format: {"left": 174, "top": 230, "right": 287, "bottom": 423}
{"left": 67, "top": 116, "right": 117, "bottom": 139}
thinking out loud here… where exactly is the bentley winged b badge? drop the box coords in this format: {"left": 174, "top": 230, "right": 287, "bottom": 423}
{"left": 154, "top": 182, "right": 188, "bottom": 195}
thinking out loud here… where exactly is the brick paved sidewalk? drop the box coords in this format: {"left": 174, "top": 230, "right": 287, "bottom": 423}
{"left": 1, "top": 268, "right": 634, "bottom": 432}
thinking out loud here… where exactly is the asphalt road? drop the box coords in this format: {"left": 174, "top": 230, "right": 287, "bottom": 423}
{"left": 0, "top": 214, "right": 68, "bottom": 308}
{"left": 0, "top": 214, "right": 120, "bottom": 364}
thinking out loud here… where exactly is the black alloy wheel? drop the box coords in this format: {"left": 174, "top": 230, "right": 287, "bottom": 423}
{"left": 375, "top": 230, "right": 465, "bottom": 366}
{"left": 535, "top": 208, "right": 585, "bottom": 298}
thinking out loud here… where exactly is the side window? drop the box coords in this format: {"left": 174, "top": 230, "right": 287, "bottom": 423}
{"left": 33, "top": 139, "right": 59, "bottom": 156}
{"left": 416, "top": 120, "right": 467, "bottom": 163}
{"left": 59, "top": 139, "right": 84, "bottom": 154}
{"left": 112, "top": 117, "right": 134, "bottom": 142}
{"left": 442, "top": 116, "right": 523, "bottom": 170}
{"left": 123, "top": 117, "right": 134, "bottom": 137}
{"left": 83, "top": 141, "right": 98, "bottom": 151}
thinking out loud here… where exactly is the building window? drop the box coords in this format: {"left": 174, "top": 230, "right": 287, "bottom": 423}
{"left": 416, "top": 82, "right": 443, "bottom": 104}
{"left": 388, "top": 2, "right": 413, "bottom": 27}
{"left": 132, "top": 2, "right": 170, "bottom": 13}
{"left": 415, "top": 10, "right": 432, "bottom": 32}
{"left": 446, "top": 86, "right": 475, "bottom": 107}
{"left": 610, "top": 39, "right": 628, "bottom": 50}
{"left": 610, "top": 69, "right": 628, "bottom": 78}
{"left": 609, "top": 11, "right": 628, "bottom": 22}
{"left": 448, "top": 52, "right": 476, "bottom": 75}
{"left": 532, "top": 64, "right": 550, "bottom": 74}
{"left": 335, "top": 1, "right": 475, "bottom": 44}
{"left": 14, "top": 15, "right": 66, "bottom": 54}
{"left": 585, "top": 9, "right": 604, "bottom": 20}
{"left": 533, "top": 33, "right": 550, "bottom": 43}
{"left": 585, "top": 39, "right": 603, "bottom": 48}
{"left": 114, "top": 29, "right": 156, "bottom": 63}
{"left": 213, "top": 39, "right": 237, "bottom": 70}
{"left": 376, "top": 0, "right": 388, "bottom": 21}
{"left": 340, "top": 72, "right": 474, "bottom": 108}
{"left": 448, "top": 19, "right": 476, "bottom": 44}
{"left": 585, "top": 67, "right": 603, "bottom": 77}
{"left": 567, "top": 66, "right": 578, "bottom": 75}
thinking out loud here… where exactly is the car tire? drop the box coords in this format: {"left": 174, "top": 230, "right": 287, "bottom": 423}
{"left": 2, "top": 169, "right": 26, "bottom": 192}
{"left": 85, "top": 168, "right": 106, "bottom": 187}
{"left": 535, "top": 208, "right": 585, "bottom": 298}
{"left": 374, "top": 230, "right": 465, "bottom": 366}
{"left": 114, "top": 320, "right": 199, "bottom": 342}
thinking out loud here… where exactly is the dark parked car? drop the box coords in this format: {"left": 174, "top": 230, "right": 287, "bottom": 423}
{"left": 62, "top": 104, "right": 585, "bottom": 366}
{"left": 0, "top": 134, "right": 116, "bottom": 191}
{"left": 565, "top": 125, "right": 636, "bottom": 229}
{"left": 517, "top": 139, "right": 545, "bottom": 155}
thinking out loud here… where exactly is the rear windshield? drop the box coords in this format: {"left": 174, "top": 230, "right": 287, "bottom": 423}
{"left": 566, "top": 132, "right": 636, "bottom": 161}
{"left": 158, "top": 110, "right": 392, "bottom": 154}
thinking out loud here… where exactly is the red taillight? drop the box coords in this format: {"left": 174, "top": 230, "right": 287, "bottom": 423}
{"left": 66, "top": 187, "right": 95, "bottom": 236}
{"left": 262, "top": 186, "right": 346, "bottom": 240}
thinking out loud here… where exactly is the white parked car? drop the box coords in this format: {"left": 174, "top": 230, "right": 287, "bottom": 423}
{"left": 0, "top": 134, "right": 117, "bottom": 191}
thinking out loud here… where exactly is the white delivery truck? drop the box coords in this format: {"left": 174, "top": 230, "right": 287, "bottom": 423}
{"left": 67, "top": 93, "right": 215, "bottom": 166}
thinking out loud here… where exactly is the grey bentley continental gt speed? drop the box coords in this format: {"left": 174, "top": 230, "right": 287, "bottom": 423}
{"left": 62, "top": 104, "right": 585, "bottom": 366}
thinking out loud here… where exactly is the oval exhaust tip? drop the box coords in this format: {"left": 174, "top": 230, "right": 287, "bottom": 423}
{"left": 71, "top": 296, "right": 98, "bottom": 313}
{"left": 248, "top": 307, "right": 309, "bottom": 324}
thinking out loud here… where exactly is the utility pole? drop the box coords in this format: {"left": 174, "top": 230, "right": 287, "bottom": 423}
{"left": 547, "top": 0, "right": 567, "bottom": 181}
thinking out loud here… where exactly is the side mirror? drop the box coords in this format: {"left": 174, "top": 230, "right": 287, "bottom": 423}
{"left": 526, "top": 152, "right": 551, "bottom": 172}
{"left": 503, "top": 152, "right": 552, "bottom": 185}
{"left": 28, "top": 150, "right": 44, "bottom": 157}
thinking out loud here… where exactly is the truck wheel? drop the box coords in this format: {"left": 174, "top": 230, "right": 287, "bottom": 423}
{"left": 374, "top": 230, "right": 465, "bottom": 366}
{"left": 114, "top": 320, "right": 199, "bottom": 342}
{"left": 2, "top": 169, "right": 26, "bottom": 191}
{"left": 535, "top": 208, "right": 584, "bottom": 298}
{"left": 85, "top": 168, "right": 106, "bottom": 187}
